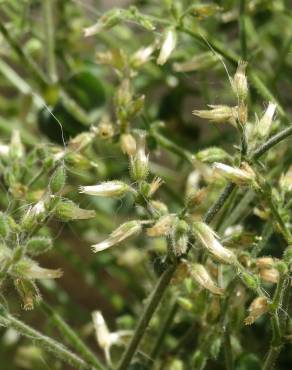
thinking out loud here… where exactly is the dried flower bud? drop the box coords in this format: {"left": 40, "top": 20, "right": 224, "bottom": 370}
{"left": 130, "top": 132, "right": 149, "bottom": 181}
{"left": 244, "top": 297, "right": 268, "bottom": 325}
{"left": 232, "top": 61, "right": 248, "bottom": 102}
{"left": 120, "top": 134, "right": 136, "bottom": 156}
{"left": 92, "top": 220, "right": 142, "bottom": 253}
{"left": 171, "top": 219, "right": 189, "bottom": 256}
{"left": 148, "top": 200, "right": 168, "bottom": 216}
{"left": 80, "top": 181, "right": 131, "bottom": 198}
{"left": 54, "top": 200, "right": 95, "bottom": 221}
{"left": 256, "top": 257, "right": 275, "bottom": 269}
{"left": 259, "top": 268, "right": 279, "bottom": 284}
{"left": 195, "top": 147, "right": 230, "bottom": 164}
{"left": 189, "top": 263, "right": 224, "bottom": 295}
{"left": 148, "top": 177, "right": 164, "bottom": 197}
{"left": 255, "top": 103, "right": 277, "bottom": 139}
{"left": 14, "top": 279, "right": 41, "bottom": 310}
{"left": 192, "top": 222, "right": 236, "bottom": 264}
{"left": 185, "top": 188, "right": 208, "bottom": 209}
{"left": 25, "top": 237, "right": 53, "bottom": 256}
{"left": 50, "top": 165, "right": 66, "bottom": 194}
{"left": 157, "top": 28, "right": 177, "bottom": 65}
{"left": 147, "top": 214, "right": 176, "bottom": 237}
{"left": 193, "top": 105, "right": 237, "bottom": 124}
{"left": 213, "top": 162, "right": 256, "bottom": 186}
{"left": 68, "top": 132, "right": 95, "bottom": 152}
{"left": 11, "top": 259, "right": 62, "bottom": 280}
{"left": 171, "top": 261, "right": 190, "bottom": 285}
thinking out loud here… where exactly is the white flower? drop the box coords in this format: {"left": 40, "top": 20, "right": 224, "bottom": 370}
{"left": 92, "top": 220, "right": 142, "bottom": 252}
{"left": 92, "top": 311, "right": 132, "bottom": 365}
{"left": 79, "top": 181, "right": 131, "bottom": 197}
{"left": 192, "top": 222, "right": 236, "bottom": 264}
{"left": 157, "top": 28, "right": 177, "bottom": 65}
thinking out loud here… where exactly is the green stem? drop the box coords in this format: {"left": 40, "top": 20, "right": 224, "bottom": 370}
{"left": 0, "top": 21, "right": 48, "bottom": 86}
{"left": 223, "top": 326, "right": 234, "bottom": 370}
{"left": 116, "top": 264, "right": 177, "bottom": 370}
{"left": 239, "top": 0, "right": 247, "bottom": 60}
{"left": 43, "top": 0, "right": 58, "bottom": 83}
{"left": 0, "top": 310, "right": 94, "bottom": 370}
{"left": 40, "top": 301, "right": 105, "bottom": 370}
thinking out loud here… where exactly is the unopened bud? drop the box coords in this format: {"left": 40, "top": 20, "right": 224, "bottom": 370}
{"left": 193, "top": 105, "right": 237, "bottom": 124}
{"left": 157, "top": 28, "right": 177, "bottom": 65}
{"left": 92, "top": 220, "right": 142, "bottom": 253}
{"left": 148, "top": 200, "right": 168, "bottom": 216}
{"left": 10, "top": 130, "right": 24, "bottom": 161}
{"left": 54, "top": 200, "right": 96, "bottom": 221}
{"left": 25, "top": 237, "right": 53, "bottom": 256}
{"left": 131, "top": 44, "right": 155, "bottom": 68}
{"left": 244, "top": 296, "right": 268, "bottom": 325}
{"left": 80, "top": 181, "right": 131, "bottom": 198}
{"left": 195, "top": 147, "right": 230, "bottom": 164}
{"left": 189, "top": 263, "right": 224, "bottom": 295}
{"left": 256, "top": 257, "right": 275, "bottom": 269}
{"left": 50, "top": 165, "right": 66, "bottom": 194}
{"left": 213, "top": 162, "right": 256, "bottom": 186}
{"left": 68, "top": 132, "right": 95, "bottom": 151}
{"left": 130, "top": 132, "right": 149, "bottom": 181}
{"left": 240, "top": 272, "right": 260, "bottom": 290}
{"left": 255, "top": 103, "right": 277, "bottom": 139}
{"left": 185, "top": 188, "right": 207, "bottom": 209}
{"left": 279, "top": 166, "right": 292, "bottom": 192}
{"left": 0, "top": 212, "right": 9, "bottom": 239}
{"left": 120, "top": 134, "right": 136, "bottom": 156}
{"left": 192, "top": 222, "right": 236, "bottom": 264}
{"left": 232, "top": 61, "right": 248, "bottom": 102}
{"left": 92, "top": 311, "right": 111, "bottom": 365}
{"left": 11, "top": 259, "right": 62, "bottom": 280}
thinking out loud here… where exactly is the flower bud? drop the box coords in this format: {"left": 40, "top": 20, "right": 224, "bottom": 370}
{"left": 171, "top": 261, "right": 190, "bottom": 285}
{"left": 9, "top": 130, "right": 24, "bottom": 161}
{"left": 255, "top": 103, "right": 277, "bottom": 139}
{"left": 129, "top": 132, "right": 149, "bottom": 181}
{"left": 189, "top": 263, "right": 224, "bottom": 295}
{"left": 14, "top": 279, "right": 41, "bottom": 310}
{"left": 79, "top": 181, "right": 131, "bottom": 198}
{"left": 25, "top": 237, "right": 53, "bottom": 256}
{"left": 244, "top": 296, "right": 268, "bottom": 325}
{"left": 193, "top": 105, "right": 237, "bottom": 124}
{"left": 0, "top": 212, "right": 9, "bottom": 239}
{"left": 92, "top": 220, "right": 142, "bottom": 253}
{"left": 148, "top": 177, "right": 164, "bottom": 197}
{"left": 259, "top": 268, "right": 279, "bottom": 284}
{"left": 195, "top": 147, "right": 230, "bottom": 164}
{"left": 146, "top": 214, "right": 176, "bottom": 237}
{"left": 185, "top": 188, "right": 207, "bottom": 210}
{"left": 240, "top": 272, "right": 260, "bottom": 291}
{"left": 68, "top": 132, "right": 95, "bottom": 151}
{"left": 279, "top": 166, "right": 292, "bottom": 192}
{"left": 148, "top": 200, "right": 168, "bottom": 216}
{"left": 11, "top": 259, "right": 62, "bottom": 280}
{"left": 131, "top": 44, "right": 155, "bottom": 68}
{"left": 283, "top": 245, "right": 292, "bottom": 266}
{"left": 157, "top": 28, "right": 177, "bottom": 65}
{"left": 120, "top": 134, "right": 136, "bottom": 156}
{"left": 256, "top": 257, "right": 275, "bottom": 269}
{"left": 192, "top": 222, "right": 236, "bottom": 264}
{"left": 171, "top": 219, "right": 189, "bottom": 256}
{"left": 54, "top": 200, "right": 96, "bottom": 221}
{"left": 177, "top": 297, "right": 194, "bottom": 311}
{"left": 173, "top": 51, "right": 217, "bottom": 72}
{"left": 49, "top": 165, "right": 66, "bottom": 194}
{"left": 83, "top": 9, "right": 122, "bottom": 36}
{"left": 232, "top": 61, "right": 248, "bottom": 102}
{"left": 213, "top": 162, "right": 256, "bottom": 186}
{"left": 21, "top": 200, "right": 46, "bottom": 231}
